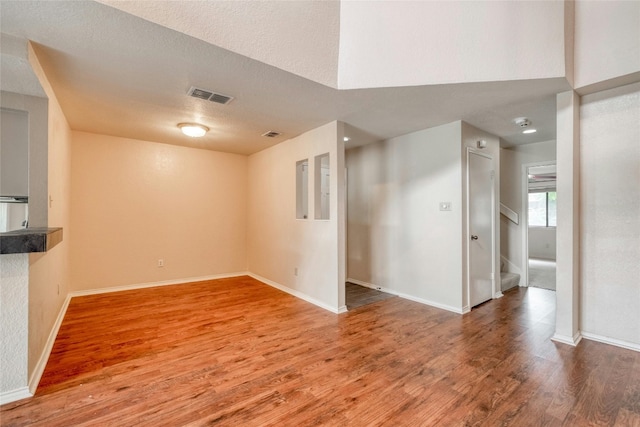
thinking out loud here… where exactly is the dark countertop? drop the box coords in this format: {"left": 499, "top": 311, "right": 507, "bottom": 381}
{"left": 0, "top": 227, "right": 63, "bottom": 254}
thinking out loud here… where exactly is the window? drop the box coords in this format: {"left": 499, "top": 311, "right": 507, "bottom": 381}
{"left": 528, "top": 192, "right": 556, "bottom": 227}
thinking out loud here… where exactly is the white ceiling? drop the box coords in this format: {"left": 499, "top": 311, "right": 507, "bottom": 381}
{"left": 0, "top": 1, "right": 570, "bottom": 155}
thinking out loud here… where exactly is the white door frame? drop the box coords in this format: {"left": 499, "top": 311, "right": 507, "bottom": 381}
{"left": 521, "top": 160, "right": 556, "bottom": 287}
{"left": 466, "top": 148, "right": 498, "bottom": 310}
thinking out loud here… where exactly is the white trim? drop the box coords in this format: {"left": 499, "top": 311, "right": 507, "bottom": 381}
{"left": 70, "top": 272, "right": 249, "bottom": 297}
{"left": 0, "top": 387, "right": 32, "bottom": 406}
{"left": 552, "top": 331, "right": 583, "bottom": 347}
{"left": 493, "top": 291, "right": 504, "bottom": 299}
{"left": 28, "top": 294, "right": 72, "bottom": 395}
{"left": 248, "top": 273, "right": 342, "bottom": 314}
{"left": 397, "top": 292, "right": 465, "bottom": 315}
{"left": 499, "top": 203, "right": 519, "bottom": 225}
{"left": 346, "top": 278, "right": 385, "bottom": 291}
{"left": 348, "top": 278, "right": 464, "bottom": 314}
{"left": 581, "top": 332, "right": 640, "bottom": 353}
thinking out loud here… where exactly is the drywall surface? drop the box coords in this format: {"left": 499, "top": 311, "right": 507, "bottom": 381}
{"left": 574, "top": 0, "right": 640, "bottom": 90}
{"left": 500, "top": 140, "right": 557, "bottom": 275}
{"left": 247, "top": 121, "right": 344, "bottom": 311}
{"left": 0, "top": 254, "right": 29, "bottom": 399}
{"left": 580, "top": 82, "right": 640, "bottom": 346}
{"left": 70, "top": 132, "right": 247, "bottom": 291}
{"left": 25, "top": 43, "right": 73, "bottom": 388}
{"left": 97, "top": 0, "right": 340, "bottom": 88}
{"left": 346, "top": 121, "right": 463, "bottom": 311}
{"left": 528, "top": 227, "right": 557, "bottom": 260}
{"left": 338, "top": 1, "right": 565, "bottom": 89}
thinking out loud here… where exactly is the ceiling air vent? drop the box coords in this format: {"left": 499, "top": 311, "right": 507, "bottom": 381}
{"left": 262, "top": 131, "right": 281, "bottom": 138}
{"left": 187, "top": 86, "right": 234, "bottom": 105}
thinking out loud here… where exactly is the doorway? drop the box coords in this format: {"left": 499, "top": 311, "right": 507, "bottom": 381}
{"left": 523, "top": 162, "right": 557, "bottom": 291}
{"left": 467, "top": 149, "right": 496, "bottom": 308}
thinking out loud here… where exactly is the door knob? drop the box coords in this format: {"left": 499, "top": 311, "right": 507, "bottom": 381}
{"left": 471, "top": 235, "right": 479, "bottom": 240}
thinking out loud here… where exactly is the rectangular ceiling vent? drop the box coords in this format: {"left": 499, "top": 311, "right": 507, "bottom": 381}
{"left": 262, "top": 131, "right": 281, "bottom": 138}
{"left": 187, "top": 86, "right": 234, "bottom": 105}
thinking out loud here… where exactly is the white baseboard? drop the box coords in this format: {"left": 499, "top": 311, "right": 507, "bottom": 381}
{"left": 0, "top": 386, "right": 32, "bottom": 406}
{"left": 248, "top": 273, "right": 343, "bottom": 314}
{"left": 28, "top": 294, "right": 72, "bottom": 395}
{"left": 398, "top": 292, "right": 465, "bottom": 314}
{"left": 70, "top": 272, "right": 249, "bottom": 297}
{"left": 581, "top": 332, "right": 640, "bottom": 353}
{"left": 346, "top": 278, "right": 388, "bottom": 292}
{"left": 552, "top": 331, "right": 583, "bottom": 347}
{"left": 347, "top": 278, "right": 463, "bottom": 314}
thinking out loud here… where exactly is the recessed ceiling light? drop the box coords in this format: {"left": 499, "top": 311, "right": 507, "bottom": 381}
{"left": 523, "top": 129, "right": 537, "bottom": 134}
{"left": 178, "top": 123, "right": 209, "bottom": 137}
{"left": 343, "top": 137, "right": 350, "bottom": 142}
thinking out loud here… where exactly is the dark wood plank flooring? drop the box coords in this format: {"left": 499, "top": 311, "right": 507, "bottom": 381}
{"left": 2, "top": 276, "right": 639, "bottom": 426}
{"left": 346, "top": 282, "right": 396, "bottom": 310}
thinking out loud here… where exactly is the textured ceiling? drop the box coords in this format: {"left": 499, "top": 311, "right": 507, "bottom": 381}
{"left": 0, "top": 34, "right": 45, "bottom": 98}
{"left": 96, "top": 0, "right": 341, "bottom": 89}
{"left": 0, "top": 1, "right": 569, "bottom": 154}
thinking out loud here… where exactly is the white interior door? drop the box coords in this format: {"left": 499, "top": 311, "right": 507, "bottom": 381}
{"left": 469, "top": 151, "right": 494, "bottom": 307}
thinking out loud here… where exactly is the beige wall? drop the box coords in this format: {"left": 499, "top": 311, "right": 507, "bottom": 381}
{"left": 580, "top": 82, "right": 640, "bottom": 347}
{"left": 247, "top": 121, "right": 345, "bottom": 312}
{"left": 26, "top": 43, "right": 73, "bottom": 386}
{"left": 70, "top": 132, "right": 247, "bottom": 291}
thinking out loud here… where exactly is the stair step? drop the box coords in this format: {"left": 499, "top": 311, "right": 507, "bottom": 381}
{"left": 501, "top": 272, "right": 520, "bottom": 291}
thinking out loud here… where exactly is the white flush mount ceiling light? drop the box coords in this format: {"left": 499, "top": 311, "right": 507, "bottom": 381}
{"left": 178, "top": 123, "right": 209, "bottom": 137}
{"left": 513, "top": 117, "right": 537, "bottom": 134}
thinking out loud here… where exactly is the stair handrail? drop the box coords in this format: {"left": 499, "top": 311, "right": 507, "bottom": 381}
{"left": 500, "top": 203, "right": 519, "bottom": 225}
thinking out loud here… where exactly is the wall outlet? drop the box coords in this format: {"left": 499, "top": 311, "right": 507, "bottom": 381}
{"left": 439, "top": 202, "right": 452, "bottom": 211}
{"left": 157, "top": 259, "right": 164, "bottom": 267}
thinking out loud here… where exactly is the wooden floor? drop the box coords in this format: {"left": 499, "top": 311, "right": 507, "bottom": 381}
{"left": 2, "top": 276, "right": 639, "bottom": 426}
{"left": 346, "top": 282, "right": 396, "bottom": 310}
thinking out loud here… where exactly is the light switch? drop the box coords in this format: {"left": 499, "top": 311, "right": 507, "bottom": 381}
{"left": 440, "top": 202, "right": 452, "bottom": 211}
